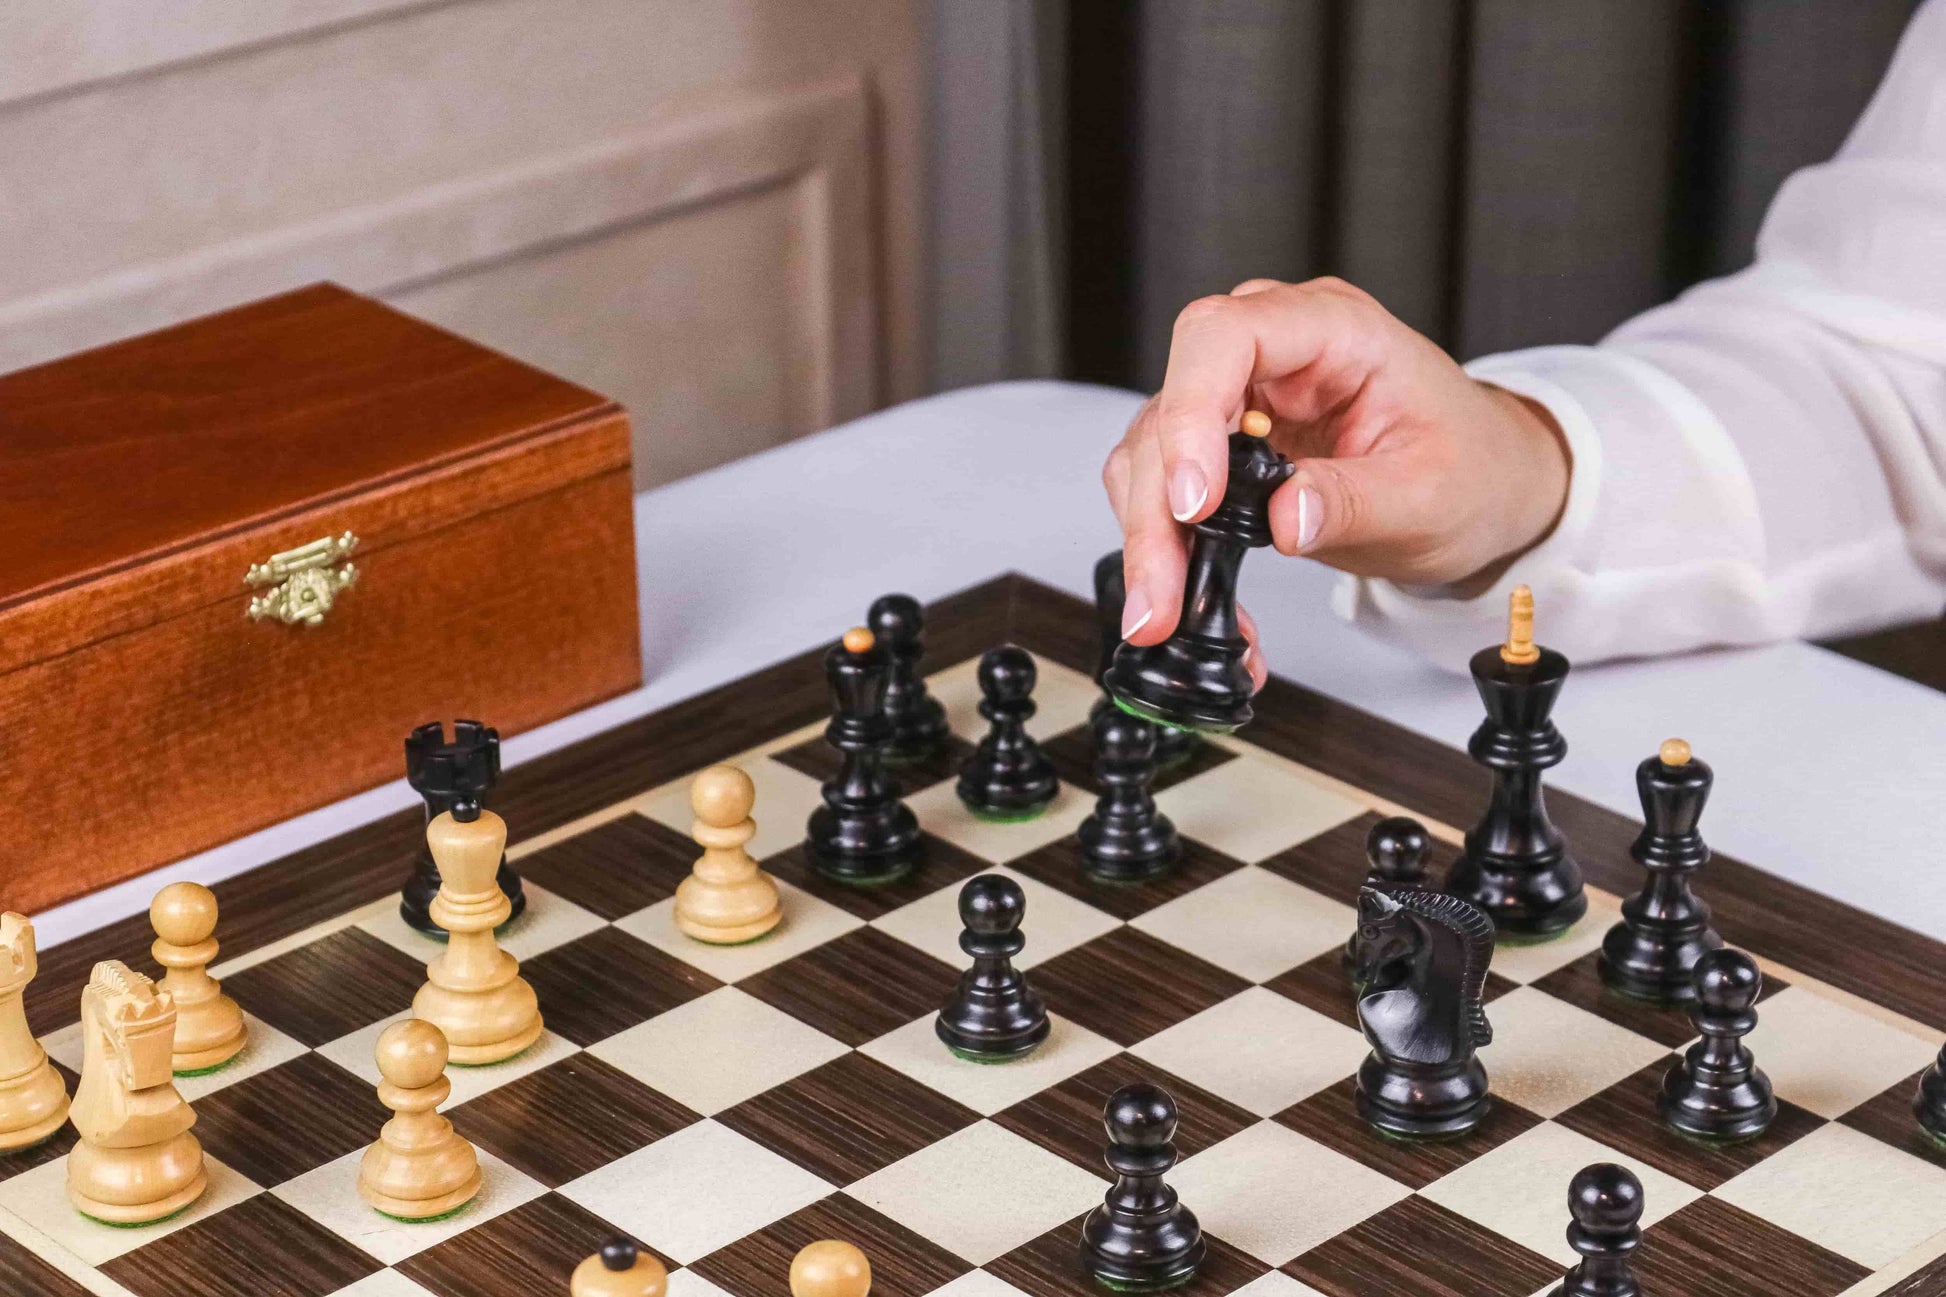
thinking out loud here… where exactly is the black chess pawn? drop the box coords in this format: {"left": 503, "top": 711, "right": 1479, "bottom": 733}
{"left": 957, "top": 647, "right": 1058, "bottom": 821}
{"left": 807, "top": 627, "right": 923, "bottom": 884}
{"left": 869, "top": 593, "right": 949, "bottom": 764}
{"left": 1658, "top": 948, "right": 1776, "bottom": 1141}
{"left": 1600, "top": 739, "right": 1723, "bottom": 1002}
{"left": 1551, "top": 1164, "right": 1643, "bottom": 1297}
{"left": 1912, "top": 1041, "right": 1946, "bottom": 1146}
{"left": 1103, "top": 415, "right": 1293, "bottom": 735}
{"left": 1080, "top": 1083, "right": 1205, "bottom": 1291}
{"left": 1445, "top": 586, "right": 1587, "bottom": 939}
{"left": 1092, "top": 550, "right": 1198, "bottom": 770}
{"left": 1078, "top": 709, "right": 1179, "bottom": 882}
{"left": 1344, "top": 816, "right": 1432, "bottom": 973}
{"left": 399, "top": 720, "right": 526, "bottom": 936}
{"left": 1353, "top": 887, "right": 1496, "bottom": 1138}
{"left": 936, "top": 875, "right": 1049, "bottom": 1061}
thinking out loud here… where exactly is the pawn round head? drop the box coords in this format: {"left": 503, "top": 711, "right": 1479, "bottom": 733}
{"left": 978, "top": 645, "right": 1036, "bottom": 703}
{"left": 1092, "top": 707, "right": 1156, "bottom": 763}
{"left": 691, "top": 764, "right": 755, "bottom": 828}
{"left": 375, "top": 1018, "right": 449, "bottom": 1089}
{"left": 150, "top": 881, "right": 219, "bottom": 947}
{"left": 1105, "top": 1082, "right": 1178, "bottom": 1147}
{"left": 1693, "top": 948, "right": 1762, "bottom": 1014}
{"left": 1366, "top": 817, "right": 1430, "bottom": 883}
{"left": 790, "top": 1240, "right": 871, "bottom": 1297}
{"left": 867, "top": 594, "right": 923, "bottom": 649}
{"left": 959, "top": 874, "right": 1025, "bottom": 935}
{"left": 1568, "top": 1163, "right": 1644, "bottom": 1231}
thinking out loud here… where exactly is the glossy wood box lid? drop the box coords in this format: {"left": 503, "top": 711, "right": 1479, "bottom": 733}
{"left": 0, "top": 284, "right": 629, "bottom": 669}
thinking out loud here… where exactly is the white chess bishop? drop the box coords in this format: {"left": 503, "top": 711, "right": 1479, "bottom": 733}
{"left": 67, "top": 961, "right": 206, "bottom": 1224}
{"left": 0, "top": 913, "right": 70, "bottom": 1150}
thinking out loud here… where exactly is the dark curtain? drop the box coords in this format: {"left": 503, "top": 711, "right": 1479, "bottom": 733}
{"left": 1063, "top": 0, "right": 1921, "bottom": 390}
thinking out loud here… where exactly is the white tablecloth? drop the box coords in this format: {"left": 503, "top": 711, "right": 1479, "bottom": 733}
{"left": 38, "top": 381, "right": 1946, "bottom": 946}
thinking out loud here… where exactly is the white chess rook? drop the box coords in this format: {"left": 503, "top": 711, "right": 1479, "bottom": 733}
{"left": 0, "top": 913, "right": 70, "bottom": 1150}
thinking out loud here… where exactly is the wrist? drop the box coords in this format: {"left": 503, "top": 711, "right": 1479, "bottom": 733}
{"left": 1484, "top": 381, "right": 1571, "bottom": 560}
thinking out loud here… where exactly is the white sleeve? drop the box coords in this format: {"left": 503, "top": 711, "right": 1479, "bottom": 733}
{"left": 1338, "top": 0, "right": 1946, "bottom": 669}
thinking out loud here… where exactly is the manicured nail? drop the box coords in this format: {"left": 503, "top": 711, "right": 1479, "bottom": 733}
{"left": 1121, "top": 587, "right": 1153, "bottom": 639}
{"left": 1169, "top": 462, "right": 1209, "bottom": 522}
{"left": 1296, "top": 486, "right": 1322, "bottom": 551}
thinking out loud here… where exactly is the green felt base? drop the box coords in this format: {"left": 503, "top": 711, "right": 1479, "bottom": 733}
{"left": 80, "top": 1205, "right": 190, "bottom": 1230}
{"left": 173, "top": 1057, "right": 239, "bottom": 1079}
{"left": 965, "top": 804, "right": 1051, "bottom": 825}
{"left": 373, "top": 1202, "right": 473, "bottom": 1224}
{"left": 945, "top": 1043, "right": 1043, "bottom": 1065}
{"left": 1091, "top": 1267, "right": 1201, "bottom": 1292}
{"left": 1108, "top": 693, "right": 1237, "bottom": 737}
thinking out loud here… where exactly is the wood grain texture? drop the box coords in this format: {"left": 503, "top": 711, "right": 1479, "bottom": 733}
{"left": 1275, "top": 1078, "right": 1545, "bottom": 1193}
{"left": 0, "top": 1221, "right": 92, "bottom": 1297}
{"left": 224, "top": 927, "right": 428, "bottom": 1048}
{"left": 99, "top": 1192, "right": 383, "bottom": 1297}
{"left": 399, "top": 1190, "right": 672, "bottom": 1297}
{"left": 989, "top": 1217, "right": 1268, "bottom": 1297}
{"left": 1632, "top": 1196, "right": 1869, "bottom": 1297}
{"left": 1822, "top": 618, "right": 1946, "bottom": 694}
{"left": 1008, "top": 834, "right": 1246, "bottom": 921}
{"left": 736, "top": 926, "right": 959, "bottom": 1048}
{"left": 992, "top": 1054, "right": 1258, "bottom": 1174}
{"left": 1285, "top": 1194, "right": 1558, "bottom": 1297}
{"left": 1029, "top": 926, "right": 1249, "bottom": 1047}
{"left": 190, "top": 1053, "right": 390, "bottom": 1189}
{"left": 515, "top": 813, "right": 698, "bottom": 920}
{"left": 519, "top": 926, "right": 721, "bottom": 1047}
{"left": 1837, "top": 1069, "right": 1946, "bottom": 1173}
{"left": 449, "top": 1054, "right": 701, "bottom": 1190}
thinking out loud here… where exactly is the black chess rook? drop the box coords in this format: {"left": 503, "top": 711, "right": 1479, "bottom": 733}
{"left": 935, "top": 874, "right": 1049, "bottom": 1061}
{"left": 1078, "top": 708, "right": 1179, "bottom": 881}
{"left": 1658, "top": 948, "right": 1776, "bottom": 1141}
{"left": 1092, "top": 550, "right": 1198, "bottom": 769}
{"left": 1551, "top": 1163, "right": 1643, "bottom": 1297}
{"left": 1345, "top": 816, "right": 1432, "bottom": 975}
{"left": 957, "top": 646, "right": 1058, "bottom": 821}
{"left": 1103, "top": 415, "right": 1292, "bottom": 735}
{"left": 1353, "top": 887, "right": 1496, "bottom": 1138}
{"left": 1080, "top": 1083, "right": 1205, "bottom": 1291}
{"left": 1600, "top": 739, "right": 1723, "bottom": 1002}
{"left": 399, "top": 719, "right": 525, "bottom": 935}
{"left": 870, "top": 593, "right": 950, "bottom": 764}
{"left": 1446, "top": 586, "right": 1588, "bottom": 939}
{"left": 806, "top": 627, "right": 923, "bottom": 884}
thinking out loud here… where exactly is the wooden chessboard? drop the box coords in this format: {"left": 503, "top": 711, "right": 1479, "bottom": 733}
{"left": 7, "top": 574, "right": 1946, "bottom": 1297}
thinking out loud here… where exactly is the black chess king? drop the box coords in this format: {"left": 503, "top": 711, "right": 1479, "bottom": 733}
{"left": 1105, "top": 413, "right": 1293, "bottom": 735}
{"left": 1446, "top": 586, "right": 1587, "bottom": 939}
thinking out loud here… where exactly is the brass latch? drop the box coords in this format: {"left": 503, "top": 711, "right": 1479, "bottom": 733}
{"left": 245, "top": 532, "right": 359, "bottom": 626}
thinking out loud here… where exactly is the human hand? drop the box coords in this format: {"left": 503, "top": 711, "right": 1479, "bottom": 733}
{"left": 1101, "top": 277, "right": 1570, "bottom": 650}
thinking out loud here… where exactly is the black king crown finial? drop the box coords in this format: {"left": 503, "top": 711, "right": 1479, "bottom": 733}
{"left": 404, "top": 720, "right": 500, "bottom": 823}
{"left": 1103, "top": 419, "right": 1293, "bottom": 735}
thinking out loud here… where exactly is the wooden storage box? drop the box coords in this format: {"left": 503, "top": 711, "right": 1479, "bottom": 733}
{"left": 0, "top": 284, "right": 643, "bottom": 914}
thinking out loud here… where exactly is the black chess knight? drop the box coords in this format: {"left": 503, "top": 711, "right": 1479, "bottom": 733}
{"left": 1078, "top": 708, "right": 1179, "bottom": 881}
{"left": 957, "top": 647, "right": 1059, "bottom": 821}
{"left": 1600, "top": 739, "right": 1722, "bottom": 1002}
{"left": 869, "top": 593, "right": 949, "bottom": 764}
{"left": 1658, "top": 948, "right": 1776, "bottom": 1141}
{"left": 806, "top": 627, "right": 923, "bottom": 884}
{"left": 1080, "top": 1083, "right": 1205, "bottom": 1291}
{"left": 1445, "top": 586, "right": 1587, "bottom": 939}
{"left": 400, "top": 720, "right": 525, "bottom": 935}
{"left": 1092, "top": 550, "right": 1198, "bottom": 769}
{"left": 1104, "top": 414, "right": 1293, "bottom": 735}
{"left": 936, "top": 875, "right": 1049, "bottom": 1061}
{"left": 1344, "top": 816, "right": 1432, "bottom": 975}
{"left": 1352, "top": 886, "right": 1497, "bottom": 1138}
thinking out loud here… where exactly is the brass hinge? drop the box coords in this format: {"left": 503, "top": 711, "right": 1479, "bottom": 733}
{"left": 244, "top": 532, "right": 359, "bottom": 627}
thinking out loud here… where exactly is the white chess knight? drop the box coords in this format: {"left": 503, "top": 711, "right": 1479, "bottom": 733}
{"left": 67, "top": 961, "right": 206, "bottom": 1224}
{"left": 0, "top": 913, "right": 70, "bottom": 1150}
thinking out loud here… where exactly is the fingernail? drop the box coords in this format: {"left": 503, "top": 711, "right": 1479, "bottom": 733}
{"left": 1168, "top": 462, "right": 1208, "bottom": 522}
{"left": 1296, "top": 486, "right": 1322, "bottom": 551}
{"left": 1121, "top": 587, "right": 1153, "bottom": 639}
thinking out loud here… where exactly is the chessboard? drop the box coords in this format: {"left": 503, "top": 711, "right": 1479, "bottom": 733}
{"left": 6, "top": 573, "right": 1946, "bottom": 1297}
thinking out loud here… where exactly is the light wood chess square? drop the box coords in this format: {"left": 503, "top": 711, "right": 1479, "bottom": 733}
{"left": 1172, "top": 1120, "right": 1410, "bottom": 1264}
{"left": 587, "top": 986, "right": 848, "bottom": 1115}
{"left": 1130, "top": 987, "right": 1369, "bottom": 1117}
{"left": 1479, "top": 986, "right": 1674, "bottom": 1118}
{"left": 1712, "top": 1121, "right": 1946, "bottom": 1268}
{"left": 1152, "top": 750, "right": 1363, "bottom": 865}
{"left": 1743, "top": 985, "right": 1943, "bottom": 1119}
{"left": 0, "top": 1154, "right": 261, "bottom": 1267}
{"left": 559, "top": 1119, "right": 832, "bottom": 1264}
{"left": 846, "top": 1120, "right": 1105, "bottom": 1264}
{"left": 1131, "top": 865, "right": 1357, "bottom": 983}
{"left": 272, "top": 1147, "right": 543, "bottom": 1267}
{"left": 860, "top": 1011, "right": 1120, "bottom": 1116}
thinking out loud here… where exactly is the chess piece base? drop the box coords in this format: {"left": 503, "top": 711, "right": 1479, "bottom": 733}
{"left": 413, "top": 978, "right": 543, "bottom": 1066}
{"left": 360, "top": 1168, "right": 482, "bottom": 1221}
{"left": 0, "top": 1057, "right": 71, "bottom": 1151}
{"left": 1446, "top": 850, "right": 1587, "bottom": 939}
{"left": 1598, "top": 915, "right": 1722, "bottom": 1004}
{"left": 1355, "top": 1052, "right": 1491, "bottom": 1139}
{"left": 1658, "top": 1058, "right": 1775, "bottom": 1142}
{"left": 673, "top": 906, "right": 781, "bottom": 945}
{"left": 935, "top": 1005, "right": 1049, "bottom": 1063}
{"left": 807, "top": 804, "right": 922, "bottom": 885}
{"left": 1915, "top": 1063, "right": 1946, "bottom": 1142}
{"left": 1079, "top": 818, "right": 1178, "bottom": 883}
{"left": 673, "top": 870, "right": 781, "bottom": 946}
{"left": 1105, "top": 632, "right": 1251, "bottom": 735}
{"left": 1080, "top": 1205, "right": 1206, "bottom": 1291}
{"left": 170, "top": 1002, "right": 247, "bottom": 1075}
{"left": 67, "top": 1133, "right": 206, "bottom": 1224}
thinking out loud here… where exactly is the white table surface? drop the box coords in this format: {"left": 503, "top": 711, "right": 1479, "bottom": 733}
{"left": 37, "top": 381, "right": 1946, "bottom": 947}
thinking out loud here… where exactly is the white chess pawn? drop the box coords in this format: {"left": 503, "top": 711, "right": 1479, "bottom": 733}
{"left": 151, "top": 882, "right": 247, "bottom": 1074}
{"left": 572, "top": 1237, "right": 668, "bottom": 1297}
{"left": 673, "top": 765, "right": 782, "bottom": 945}
{"left": 0, "top": 913, "right": 69, "bottom": 1150}
{"left": 412, "top": 808, "right": 543, "bottom": 1064}
{"left": 358, "top": 1018, "right": 481, "bottom": 1220}
{"left": 67, "top": 962, "right": 206, "bottom": 1224}
{"left": 791, "top": 1241, "right": 871, "bottom": 1297}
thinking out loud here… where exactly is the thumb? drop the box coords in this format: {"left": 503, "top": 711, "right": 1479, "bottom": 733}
{"left": 1270, "top": 452, "right": 1432, "bottom": 561}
